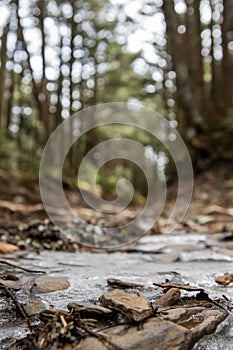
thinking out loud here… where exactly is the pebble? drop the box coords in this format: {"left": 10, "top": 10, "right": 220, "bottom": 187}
{"left": 24, "top": 298, "right": 47, "bottom": 316}
{"left": 31, "top": 276, "right": 70, "bottom": 294}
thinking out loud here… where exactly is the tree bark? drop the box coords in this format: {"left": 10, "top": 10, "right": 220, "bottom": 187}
{"left": 221, "top": 0, "right": 232, "bottom": 111}
{"left": 38, "top": 0, "right": 50, "bottom": 140}
{"left": 0, "top": 25, "right": 8, "bottom": 129}
{"left": 162, "top": 0, "right": 200, "bottom": 136}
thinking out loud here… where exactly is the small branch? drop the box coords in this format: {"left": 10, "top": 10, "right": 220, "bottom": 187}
{"left": 0, "top": 260, "right": 45, "bottom": 273}
{"left": 0, "top": 281, "right": 32, "bottom": 331}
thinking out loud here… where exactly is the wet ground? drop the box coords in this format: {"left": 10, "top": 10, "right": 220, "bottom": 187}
{"left": 1, "top": 165, "right": 233, "bottom": 348}
{"left": 1, "top": 231, "right": 233, "bottom": 349}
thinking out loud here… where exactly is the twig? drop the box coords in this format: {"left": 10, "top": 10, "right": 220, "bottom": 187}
{"left": 0, "top": 281, "right": 32, "bottom": 331}
{"left": 0, "top": 260, "right": 45, "bottom": 273}
{"left": 153, "top": 282, "right": 204, "bottom": 292}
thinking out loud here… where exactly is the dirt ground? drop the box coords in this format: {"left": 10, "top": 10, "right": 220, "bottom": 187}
{"left": 0, "top": 162, "right": 233, "bottom": 239}
{"left": 1, "top": 163, "right": 233, "bottom": 350}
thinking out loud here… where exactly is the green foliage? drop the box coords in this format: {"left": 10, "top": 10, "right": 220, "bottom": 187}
{"left": 0, "top": 131, "right": 19, "bottom": 169}
{"left": 0, "top": 130, "right": 40, "bottom": 173}
{"left": 96, "top": 163, "right": 145, "bottom": 203}
{"left": 97, "top": 164, "right": 130, "bottom": 193}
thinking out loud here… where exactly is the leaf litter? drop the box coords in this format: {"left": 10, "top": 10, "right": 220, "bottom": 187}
{"left": 1, "top": 165, "right": 233, "bottom": 348}
{"left": 1, "top": 272, "right": 229, "bottom": 350}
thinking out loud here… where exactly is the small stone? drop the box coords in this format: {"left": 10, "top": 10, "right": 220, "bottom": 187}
{"left": 107, "top": 278, "right": 144, "bottom": 289}
{"left": 78, "top": 306, "right": 227, "bottom": 350}
{"left": 24, "top": 298, "right": 46, "bottom": 316}
{"left": 0, "top": 278, "right": 20, "bottom": 290}
{"left": 100, "top": 289, "right": 152, "bottom": 322}
{"left": 31, "top": 276, "right": 70, "bottom": 294}
{"left": 154, "top": 288, "right": 181, "bottom": 307}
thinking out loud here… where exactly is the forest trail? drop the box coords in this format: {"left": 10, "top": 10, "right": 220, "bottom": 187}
{"left": 1, "top": 164, "right": 233, "bottom": 349}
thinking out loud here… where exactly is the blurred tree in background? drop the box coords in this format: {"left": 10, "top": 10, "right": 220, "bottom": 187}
{"left": 0, "top": 0, "right": 233, "bottom": 196}
{"left": 162, "top": 0, "right": 233, "bottom": 166}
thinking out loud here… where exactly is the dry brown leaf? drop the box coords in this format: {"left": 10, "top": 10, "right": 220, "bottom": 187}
{"left": 0, "top": 200, "right": 43, "bottom": 213}
{"left": 215, "top": 274, "right": 233, "bottom": 286}
{"left": 205, "top": 205, "right": 233, "bottom": 217}
{"left": 0, "top": 242, "right": 19, "bottom": 254}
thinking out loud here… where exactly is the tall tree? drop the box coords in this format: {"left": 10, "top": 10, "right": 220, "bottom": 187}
{"left": 0, "top": 25, "right": 8, "bottom": 129}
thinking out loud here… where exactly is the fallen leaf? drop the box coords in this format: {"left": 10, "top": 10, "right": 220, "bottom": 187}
{"left": 194, "top": 215, "right": 215, "bottom": 225}
{"left": 0, "top": 242, "right": 19, "bottom": 254}
{"left": 205, "top": 205, "right": 233, "bottom": 217}
{"left": 0, "top": 200, "right": 43, "bottom": 213}
{"left": 215, "top": 274, "right": 233, "bottom": 286}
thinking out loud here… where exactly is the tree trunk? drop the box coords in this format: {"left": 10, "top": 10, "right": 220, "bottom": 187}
{"left": 0, "top": 25, "right": 8, "bottom": 129}
{"left": 221, "top": 0, "right": 232, "bottom": 112}
{"left": 192, "top": 0, "right": 205, "bottom": 115}
{"left": 38, "top": 0, "right": 50, "bottom": 140}
{"left": 162, "top": 0, "right": 200, "bottom": 136}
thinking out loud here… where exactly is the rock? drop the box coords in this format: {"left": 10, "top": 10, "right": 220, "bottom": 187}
{"left": 68, "top": 302, "right": 114, "bottom": 318}
{"left": 78, "top": 305, "right": 227, "bottom": 350}
{"left": 188, "top": 308, "right": 227, "bottom": 345}
{"left": 161, "top": 306, "right": 228, "bottom": 347}
{"left": 77, "top": 317, "right": 190, "bottom": 350}
{"left": 0, "top": 278, "right": 20, "bottom": 290}
{"left": 24, "top": 298, "right": 47, "bottom": 316}
{"left": 100, "top": 289, "right": 152, "bottom": 322}
{"left": 107, "top": 278, "right": 144, "bottom": 289}
{"left": 31, "top": 276, "right": 70, "bottom": 294}
{"left": 154, "top": 288, "right": 181, "bottom": 307}
{"left": 75, "top": 338, "right": 108, "bottom": 350}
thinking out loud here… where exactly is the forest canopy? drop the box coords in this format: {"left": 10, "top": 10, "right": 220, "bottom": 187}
{"left": 0, "top": 0, "right": 233, "bottom": 196}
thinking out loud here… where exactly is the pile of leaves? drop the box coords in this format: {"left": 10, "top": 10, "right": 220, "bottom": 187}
{"left": 0, "top": 221, "right": 78, "bottom": 252}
